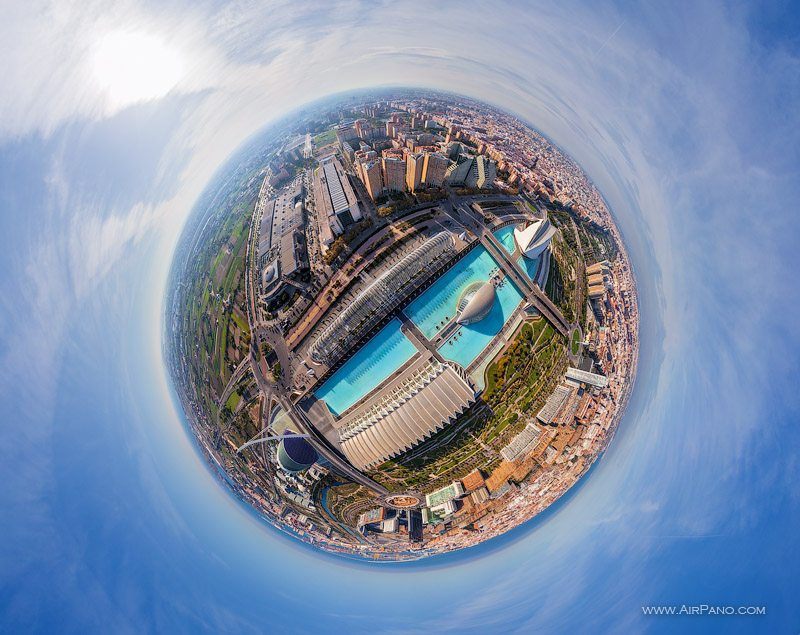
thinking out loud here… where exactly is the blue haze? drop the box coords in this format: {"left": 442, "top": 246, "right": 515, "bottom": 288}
{"left": 0, "top": 1, "right": 799, "bottom": 633}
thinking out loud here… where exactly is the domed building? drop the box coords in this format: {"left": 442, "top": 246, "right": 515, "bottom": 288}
{"left": 456, "top": 281, "right": 496, "bottom": 325}
{"left": 277, "top": 432, "right": 317, "bottom": 473}
{"left": 261, "top": 260, "right": 279, "bottom": 291}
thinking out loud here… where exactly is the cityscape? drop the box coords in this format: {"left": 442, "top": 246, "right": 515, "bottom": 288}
{"left": 3, "top": 0, "right": 795, "bottom": 630}
{"left": 166, "top": 88, "right": 639, "bottom": 560}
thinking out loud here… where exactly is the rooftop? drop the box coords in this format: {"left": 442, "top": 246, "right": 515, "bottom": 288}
{"left": 457, "top": 281, "right": 496, "bottom": 325}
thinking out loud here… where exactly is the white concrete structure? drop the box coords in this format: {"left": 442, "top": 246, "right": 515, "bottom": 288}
{"left": 565, "top": 367, "right": 609, "bottom": 388}
{"left": 514, "top": 216, "right": 557, "bottom": 260}
{"left": 316, "top": 156, "right": 362, "bottom": 235}
{"left": 309, "top": 232, "right": 455, "bottom": 365}
{"left": 337, "top": 359, "right": 475, "bottom": 470}
{"left": 456, "top": 281, "right": 496, "bottom": 325}
{"left": 500, "top": 423, "right": 542, "bottom": 462}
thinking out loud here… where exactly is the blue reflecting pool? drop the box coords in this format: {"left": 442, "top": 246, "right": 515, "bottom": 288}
{"left": 405, "top": 246, "right": 502, "bottom": 339}
{"left": 438, "top": 276, "right": 524, "bottom": 368}
{"left": 517, "top": 253, "right": 540, "bottom": 282}
{"left": 494, "top": 224, "right": 517, "bottom": 255}
{"left": 314, "top": 319, "right": 417, "bottom": 415}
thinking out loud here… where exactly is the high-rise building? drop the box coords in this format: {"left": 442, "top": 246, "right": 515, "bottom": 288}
{"left": 354, "top": 119, "right": 368, "bottom": 138}
{"left": 382, "top": 157, "right": 405, "bottom": 193}
{"left": 381, "top": 147, "right": 405, "bottom": 160}
{"left": 445, "top": 155, "right": 497, "bottom": 189}
{"left": 335, "top": 124, "right": 358, "bottom": 145}
{"left": 405, "top": 153, "right": 424, "bottom": 192}
{"left": 341, "top": 142, "right": 355, "bottom": 162}
{"left": 475, "top": 155, "right": 496, "bottom": 188}
{"left": 354, "top": 149, "right": 377, "bottom": 163}
{"left": 360, "top": 159, "right": 384, "bottom": 200}
{"left": 445, "top": 142, "right": 464, "bottom": 159}
{"left": 354, "top": 118, "right": 380, "bottom": 140}
{"left": 422, "top": 153, "right": 451, "bottom": 187}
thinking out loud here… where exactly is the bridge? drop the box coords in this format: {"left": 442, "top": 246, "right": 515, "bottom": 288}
{"left": 449, "top": 201, "right": 569, "bottom": 338}
{"left": 481, "top": 231, "right": 570, "bottom": 337}
{"left": 237, "top": 431, "right": 310, "bottom": 453}
{"left": 217, "top": 357, "right": 252, "bottom": 413}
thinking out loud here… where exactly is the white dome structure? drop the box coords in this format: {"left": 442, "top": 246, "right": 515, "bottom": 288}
{"left": 456, "top": 281, "right": 496, "bottom": 325}
{"left": 262, "top": 260, "right": 279, "bottom": 285}
{"left": 514, "top": 217, "right": 556, "bottom": 260}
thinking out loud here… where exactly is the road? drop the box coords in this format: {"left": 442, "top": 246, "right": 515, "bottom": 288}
{"left": 444, "top": 198, "right": 570, "bottom": 337}
{"left": 217, "top": 356, "right": 252, "bottom": 411}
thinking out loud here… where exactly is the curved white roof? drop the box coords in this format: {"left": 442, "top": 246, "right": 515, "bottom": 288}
{"left": 457, "top": 282, "right": 496, "bottom": 325}
{"left": 261, "top": 260, "right": 279, "bottom": 288}
{"left": 514, "top": 217, "right": 556, "bottom": 260}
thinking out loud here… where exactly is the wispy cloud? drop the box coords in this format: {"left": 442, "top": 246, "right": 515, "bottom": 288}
{"left": 0, "top": 0, "right": 799, "bottom": 632}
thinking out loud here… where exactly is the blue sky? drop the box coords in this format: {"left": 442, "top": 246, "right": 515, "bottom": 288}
{"left": 1, "top": 1, "right": 799, "bottom": 632}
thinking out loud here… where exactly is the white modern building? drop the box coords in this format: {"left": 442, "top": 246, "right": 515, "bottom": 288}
{"left": 514, "top": 216, "right": 557, "bottom": 260}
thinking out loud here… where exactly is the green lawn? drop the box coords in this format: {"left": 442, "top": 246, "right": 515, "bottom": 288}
{"left": 571, "top": 329, "right": 581, "bottom": 355}
{"left": 313, "top": 129, "right": 337, "bottom": 147}
{"left": 225, "top": 391, "right": 241, "bottom": 411}
{"left": 232, "top": 310, "right": 250, "bottom": 338}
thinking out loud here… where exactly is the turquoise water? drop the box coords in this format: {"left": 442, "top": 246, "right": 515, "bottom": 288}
{"left": 494, "top": 225, "right": 517, "bottom": 255}
{"left": 405, "top": 246, "right": 502, "bottom": 339}
{"left": 314, "top": 319, "right": 417, "bottom": 416}
{"left": 438, "top": 277, "right": 524, "bottom": 368}
{"left": 517, "top": 253, "right": 540, "bottom": 282}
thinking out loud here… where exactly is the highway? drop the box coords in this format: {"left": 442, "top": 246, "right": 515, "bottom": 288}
{"left": 217, "top": 356, "right": 252, "bottom": 412}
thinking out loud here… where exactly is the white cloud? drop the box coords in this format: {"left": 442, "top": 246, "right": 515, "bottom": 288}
{"left": 0, "top": 0, "right": 220, "bottom": 139}
{"left": 1, "top": 1, "right": 799, "bottom": 630}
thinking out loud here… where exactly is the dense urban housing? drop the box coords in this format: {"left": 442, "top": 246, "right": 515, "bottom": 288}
{"left": 166, "top": 89, "right": 638, "bottom": 561}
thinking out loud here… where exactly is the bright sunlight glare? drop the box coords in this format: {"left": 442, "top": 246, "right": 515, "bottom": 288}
{"left": 93, "top": 30, "right": 184, "bottom": 108}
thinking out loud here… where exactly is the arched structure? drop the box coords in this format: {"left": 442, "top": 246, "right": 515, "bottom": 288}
{"left": 309, "top": 232, "right": 456, "bottom": 365}
{"left": 456, "top": 281, "right": 496, "bottom": 325}
{"left": 514, "top": 217, "right": 556, "bottom": 260}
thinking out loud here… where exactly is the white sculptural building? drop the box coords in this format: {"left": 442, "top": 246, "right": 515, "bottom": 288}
{"left": 514, "top": 216, "right": 556, "bottom": 261}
